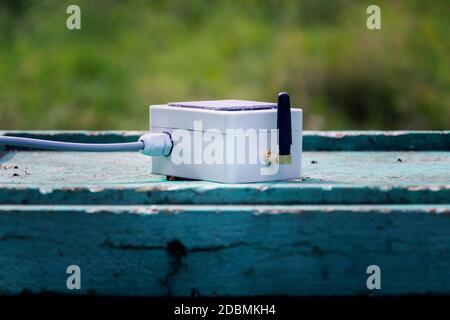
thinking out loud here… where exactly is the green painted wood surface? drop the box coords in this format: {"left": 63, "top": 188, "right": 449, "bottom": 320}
{"left": 0, "top": 131, "right": 449, "bottom": 296}
{"left": 0, "top": 204, "right": 449, "bottom": 296}
{"left": 0, "top": 150, "right": 448, "bottom": 205}
{"left": 2, "top": 130, "right": 449, "bottom": 151}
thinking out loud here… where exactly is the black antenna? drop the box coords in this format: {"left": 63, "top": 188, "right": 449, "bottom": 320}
{"left": 277, "top": 92, "right": 292, "bottom": 156}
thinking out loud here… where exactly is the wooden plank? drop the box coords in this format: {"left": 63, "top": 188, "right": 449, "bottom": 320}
{"left": 0, "top": 131, "right": 449, "bottom": 296}
{"left": 304, "top": 131, "right": 450, "bottom": 151}
{"left": 0, "top": 150, "right": 448, "bottom": 205}
{"left": 2, "top": 130, "right": 449, "bottom": 151}
{"left": 0, "top": 204, "right": 449, "bottom": 296}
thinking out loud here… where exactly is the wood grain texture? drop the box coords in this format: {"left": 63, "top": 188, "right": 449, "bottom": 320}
{"left": 1, "top": 130, "right": 449, "bottom": 151}
{"left": 0, "top": 204, "right": 450, "bottom": 296}
{"left": 0, "top": 131, "right": 449, "bottom": 296}
{"left": 0, "top": 150, "right": 448, "bottom": 205}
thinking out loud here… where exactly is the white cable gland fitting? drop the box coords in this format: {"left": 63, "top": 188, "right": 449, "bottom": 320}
{"left": 139, "top": 133, "right": 172, "bottom": 156}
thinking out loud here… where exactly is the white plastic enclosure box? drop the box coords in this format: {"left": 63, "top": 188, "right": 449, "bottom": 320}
{"left": 150, "top": 100, "right": 302, "bottom": 183}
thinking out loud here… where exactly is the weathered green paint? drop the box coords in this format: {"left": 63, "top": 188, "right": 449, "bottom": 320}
{"left": 0, "top": 131, "right": 449, "bottom": 296}
{"left": 0, "top": 150, "right": 448, "bottom": 205}
{"left": 2, "top": 130, "right": 449, "bottom": 151}
{"left": 0, "top": 204, "right": 450, "bottom": 296}
{"left": 304, "top": 131, "right": 450, "bottom": 151}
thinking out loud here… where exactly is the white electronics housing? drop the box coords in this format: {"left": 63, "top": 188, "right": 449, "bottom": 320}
{"left": 150, "top": 97, "right": 302, "bottom": 183}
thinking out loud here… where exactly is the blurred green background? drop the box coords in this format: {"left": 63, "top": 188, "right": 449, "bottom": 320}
{"left": 0, "top": 0, "right": 448, "bottom": 130}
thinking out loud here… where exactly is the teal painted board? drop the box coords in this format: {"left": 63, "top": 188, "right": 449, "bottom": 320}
{"left": 303, "top": 131, "right": 450, "bottom": 151}
{"left": 0, "top": 150, "right": 449, "bottom": 205}
{"left": 2, "top": 130, "right": 449, "bottom": 151}
{"left": 0, "top": 131, "right": 449, "bottom": 296}
{"left": 0, "top": 205, "right": 450, "bottom": 296}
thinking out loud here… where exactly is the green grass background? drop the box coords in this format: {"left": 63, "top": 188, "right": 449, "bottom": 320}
{"left": 0, "top": 0, "right": 448, "bottom": 130}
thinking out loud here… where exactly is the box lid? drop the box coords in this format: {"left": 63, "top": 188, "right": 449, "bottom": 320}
{"left": 151, "top": 100, "right": 302, "bottom": 132}
{"left": 168, "top": 100, "right": 277, "bottom": 111}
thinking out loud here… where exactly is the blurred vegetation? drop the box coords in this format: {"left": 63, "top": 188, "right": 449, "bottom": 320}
{"left": 0, "top": 0, "right": 448, "bottom": 130}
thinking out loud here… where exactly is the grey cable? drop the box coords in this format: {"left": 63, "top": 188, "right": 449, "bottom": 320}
{"left": 0, "top": 136, "right": 144, "bottom": 152}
